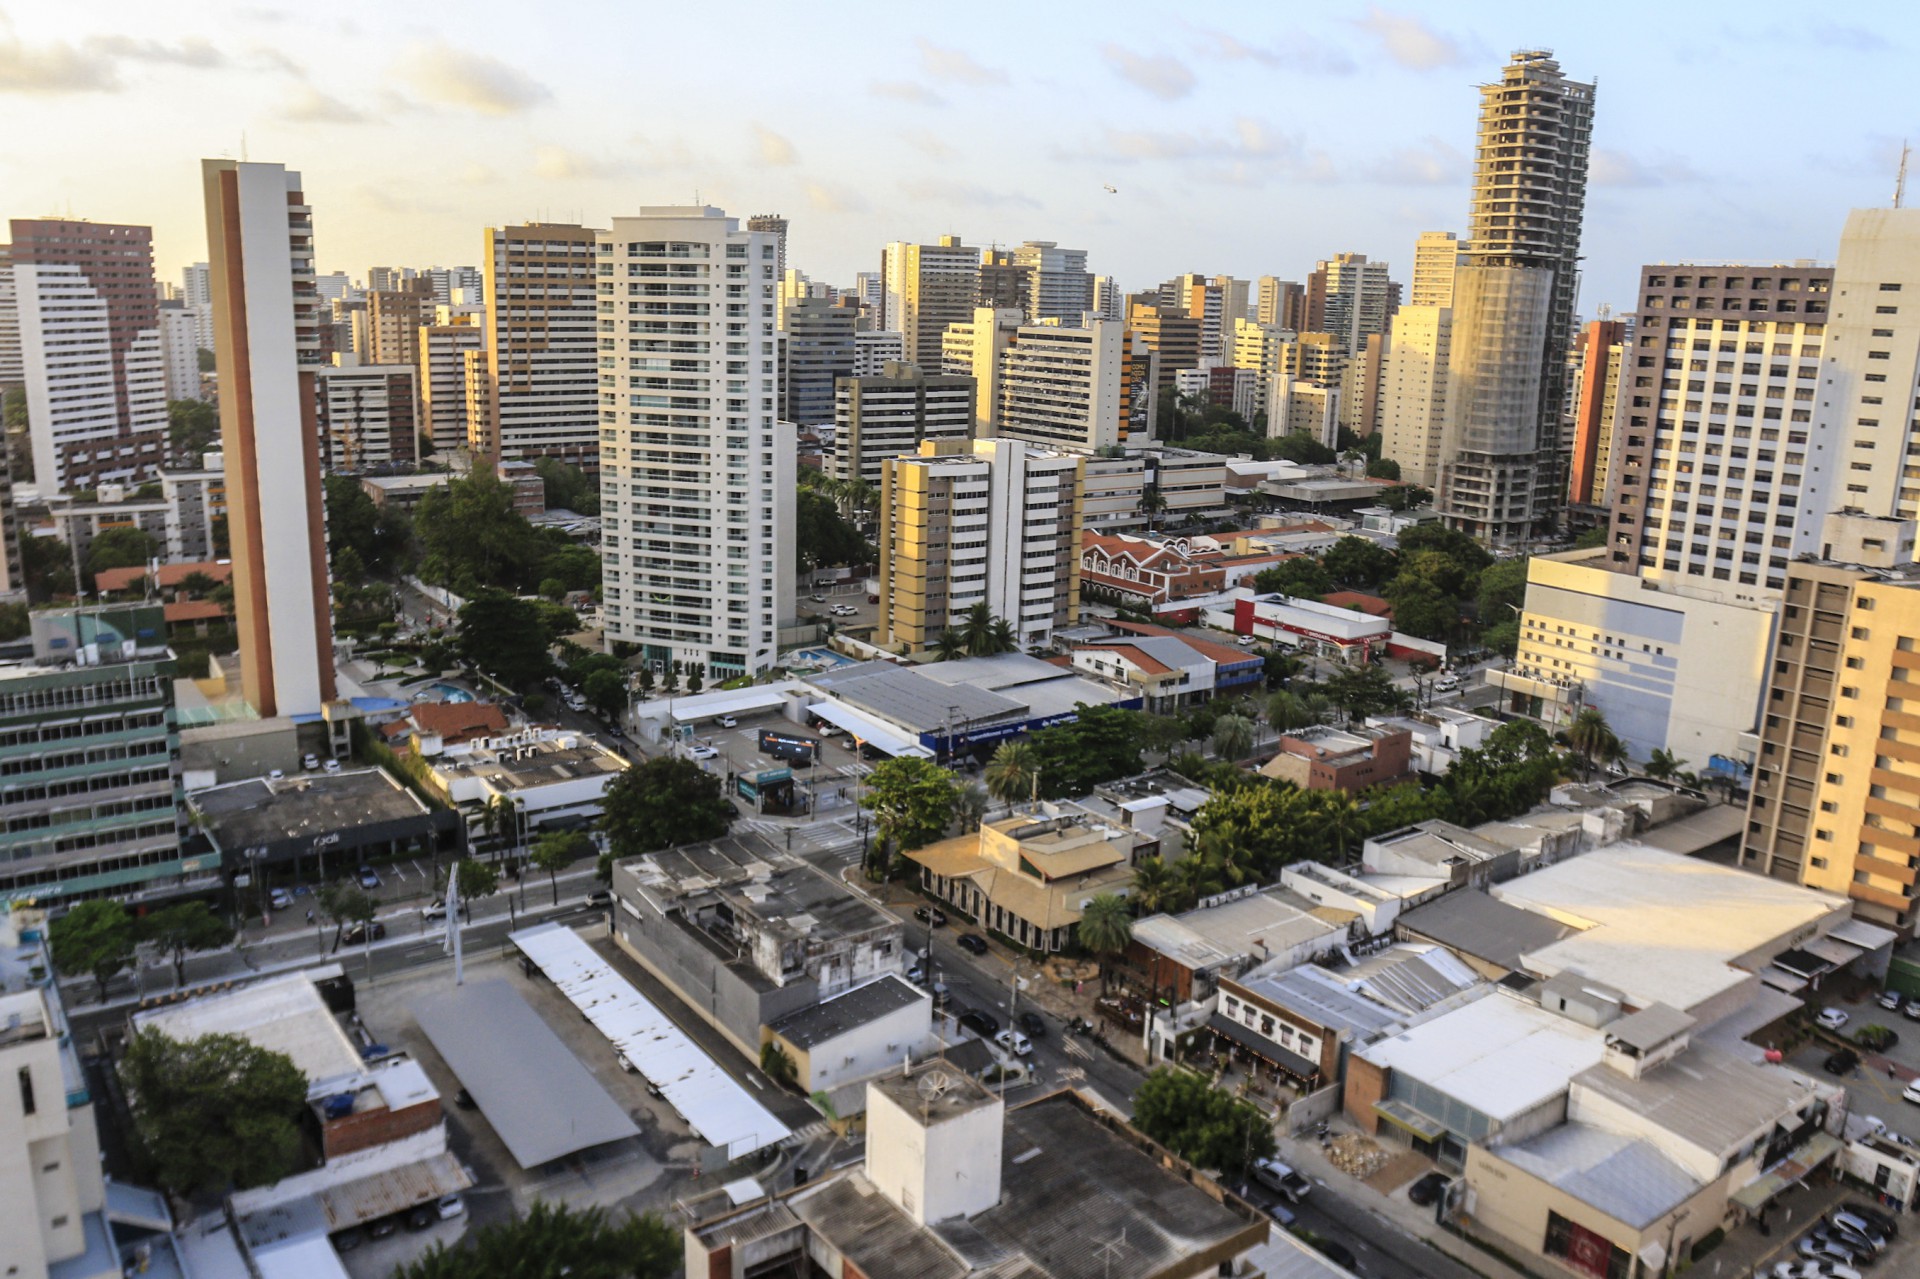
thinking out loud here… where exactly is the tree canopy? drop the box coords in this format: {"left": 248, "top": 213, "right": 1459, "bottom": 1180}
{"left": 1251, "top": 557, "right": 1331, "bottom": 600}
{"left": 600, "top": 757, "right": 734, "bottom": 857}
{"left": 324, "top": 474, "right": 412, "bottom": 575}
{"left": 168, "top": 398, "right": 219, "bottom": 458}
{"left": 1025, "top": 704, "right": 1150, "bottom": 798}
{"left": 137, "top": 901, "right": 234, "bottom": 988}
{"left": 87, "top": 526, "right": 157, "bottom": 579}
{"left": 1321, "top": 536, "right": 1398, "bottom": 588}
{"left": 533, "top": 458, "right": 601, "bottom": 516}
{"left": 456, "top": 592, "right": 555, "bottom": 689}
{"left": 1130, "top": 1067, "right": 1276, "bottom": 1181}
{"left": 796, "top": 487, "right": 871, "bottom": 570}
{"left": 49, "top": 899, "right": 134, "bottom": 1003}
{"left": 393, "top": 1202, "right": 678, "bottom": 1279}
{"left": 120, "top": 1029, "right": 306, "bottom": 1196}
{"left": 861, "top": 757, "right": 959, "bottom": 873}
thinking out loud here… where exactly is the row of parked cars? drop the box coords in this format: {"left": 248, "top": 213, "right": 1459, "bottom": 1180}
{"left": 1785, "top": 1201, "right": 1900, "bottom": 1274}
{"left": 333, "top": 1193, "right": 464, "bottom": 1250}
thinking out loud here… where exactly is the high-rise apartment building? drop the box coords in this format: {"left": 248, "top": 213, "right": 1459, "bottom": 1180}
{"left": 746, "top": 214, "right": 788, "bottom": 282}
{"left": 9, "top": 219, "right": 168, "bottom": 490}
{"left": 598, "top": 208, "right": 792, "bottom": 681}
{"left": 367, "top": 287, "right": 429, "bottom": 367}
{"left": 1256, "top": 276, "right": 1305, "bottom": 331}
{"left": 1013, "top": 241, "right": 1095, "bottom": 322}
{"left": 976, "top": 248, "right": 1032, "bottom": 312}
{"left": 417, "top": 318, "right": 483, "bottom": 455}
{"left": 476, "top": 223, "right": 598, "bottom": 467}
{"left": 201, "top": 158, "right": 336, "bottom": 720}
{"left": 877, "top": 438, "right": 1082, "bottom": 654}
{"left": 0, "top": 246, "right": 21, "bottom": 387}
{"left": 367, "top": 266, "right": 414, "bottom": 293}
{"left": 1741, "top": 523, "right": 1920, "bottom": 934}
{"left": 1380, "top": 306, "right": 1454, "bottom": 487}
{"left": 1567, "top": 318, "right": 1626, "bottom": 508}
{"left": 1436, "top": 51, "right": 1594, "bottom": 545}
{"left": 1602, "top": 264, "right": 1831, "bottom": 589}
{"left": 1410, "top": 232, "right": 1462, "bottom": 309}
{"left": 424, "top": 265, "right": 482, "bottom": 307}
{"left": 854, "top": 329, "right": 905, "bottom": 376}
{"left": 1792, "top": 209, "right": 1920, "bottom": 553}
{"left": 1313, "top": 253, "right": 1394, "bottom": 355}
{"left": 157, "top": 302, "right": 201, "bottom": 402}
{"left": 781, "top": 296, "right": 857, "bottom": 426}
{"left": 1340, "top": 332, "right": 1390, "bottom": 437}
{"left": 882, "top": 237, "right": 979, "bottom": 370}
{"left": 1212, "top": 275, "right": 1251, "bottom": 326}
{"left": 1185, "top": 276, "right": 1227, "bottom": 362}
{"left": 1092, "top": 275, "right": 1122, "bottom": 322}
{"left": 830, "top": 361, "right": 974, "bottom": 487}
{"left": 1126, "top": 303, "right": 1201, "bottom": 394}
{"left": 180, "top": 261, "right": 214, "bottom": 350}
{"left": 316, "top": 357, "right": 417, "bottom": 471}
{"left": 943, "top": 307, "right": 1021, "bottom": 430}
{"left": 994, "top": 319, "right": 1125, "bottom": 453}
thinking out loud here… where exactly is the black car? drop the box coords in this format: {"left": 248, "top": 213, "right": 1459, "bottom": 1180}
{"left": 454, "top": 1088, "right": 476, "bottom": 1110}
{"left": 1408, "top": 1171, "right": 1450, "bottom": 1207}
{"left": 341, "top": 920, "right": 388, "bottom": 945}
{"left": 367, "top": 1217, "right": 399, "bottom": 1239}
{"left": 1017, "top": 1011, "right": 1046, "bottom": 1040}
{"left": 956, "top": 934, "right": 989, "bottom": 956}
{"left": 959, "top": 1009, "right": 1000, "bottom": 1038}
{"left": 1857, "top": 1025, "right": 1900, "bottom": 1052}
{"left": 1824, "top": 1047, "right": 1861, "bottom": 1075}
{"left": 915, "top": 905, "right": 948, "bottom": 927}
{"left": 1842, "top": 1201, "right": 1900, "bottom": 1238}
{"left": 405, "top": 1205, "right": 437, "bottom": 1231}
{"left": 1314, "top": 1240, "right": 1357, "bottom": 1270}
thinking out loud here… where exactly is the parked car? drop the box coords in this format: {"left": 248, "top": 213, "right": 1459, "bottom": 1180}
{"left": 1856, "top": 1025, "right": 1899, "bottom": 1051}
{"left": 454, "top": 1088, "right": 476, "bottom": 1110}
{"left": 436, "top": 1194, "right": 464, "bottom": 1221}
{"left": 1016, "top": 1011, "right": 1046, "bottom": 1040}
{"left": 1250, "top": 1158, "right": 1312, "bottom": 1203}
{"left": 368, "top": 1217, "right": 399, "bottom": 1240}
{"left": 332, "top": 1227, "right": 363, "bottom": 1252}
{"left": 958, "top": 1009, "right": 1000, "bottom": 1038}
{"left": 324, "top": 758, "right": 342, "bottom": 773}
{"left": 1773, "top": 1262, "right": 1861, "bottom": 1279}
{"left": 1797, "top": 1236, "right": 1865, "bottom": 1268}
{"left": 268, "top": 887, "right": 294, "bottom": 911}
{"left": 1878, "top": 990, "right": 1904, "bottom": 1011}
{"left": 956, "top": 933, "right": 989, "bottom": 956}
{"left": 586, "top": 889, "right": 612, "bottom": 907}
{"left": 914, "top": 905, "right": 948, "bottom": 927}
{"left": 616, "top": 1052, "right": 636, "bottom": 1073}
{"left": 1824, "top": 1048, "right": 1860, "bottom": 1075}
{"left": 1828, "top": 1211, "right": 1887, "bottom": 1253}
{"left": 405, "top": 1205, "right": 436, "bottom": 1231}
{"left": 1408, "top": 1171, "right": 1450, "bottom": 1207}
{"left": 357, "top": 865, "right": 383, "bottom": 890}
{"left": 1237, "top": 635, "right": 1257, "bottom": 647}
{"left": 1840, "top": 1200, "right": 1899, "bottom": 1238}
{"left": 1904, "top": 1079, "right": 1920, "bottom": 1106}
{"left": 994, "top": 1029, "right": 1033, "bottom": 1057}
{"left": 717, "top": 715, "right": 738, "bottom": 728}
{"left": 1313, "top": 1240, "right": 1357, "bottom": 1270}
{"left": 421, "top": 899, "right": 447, "bottom": 921}
{"left": 341, "top": 920, "right": 388, "bottom": 945}
{"left": 689, "top": 744, "right": 719, "bottom": 760}
{"left": 815, "top": 722, "right": 843, "bottom": 737}
{"left": 1905, "top": 997, "right": 1920, "bottom": 1021}
{"left": 302, "top": 753, "right": 320, "bottom": 770}
{"left": 810, "top": 594, "right": 827, "bottom": 602}
{"left": 1817, "top": 1007, "right": 1851, "bottom": 1030}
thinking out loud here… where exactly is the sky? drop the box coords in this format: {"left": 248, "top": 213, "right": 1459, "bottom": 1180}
{"left": 2, "top": 1, "right": 1915, "bottom": 314}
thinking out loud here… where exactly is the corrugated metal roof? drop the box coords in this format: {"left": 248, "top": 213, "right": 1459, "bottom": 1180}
{"left": 315, "top": 1153, "right": 471, "bottom": 1229}
{"left": 511, "top": 923, "right": 792, "bottom": 1158}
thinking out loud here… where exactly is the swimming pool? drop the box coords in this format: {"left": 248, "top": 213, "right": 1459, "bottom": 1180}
{"left": 786, "top": 647, "right": 855, "bottom": 670}
{"left": 426, "top": 682, "right": 475, "bottom": 703}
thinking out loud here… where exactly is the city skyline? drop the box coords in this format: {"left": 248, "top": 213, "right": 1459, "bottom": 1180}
{"left": 1, "top": 2, "right": 1912, "bottom": 308}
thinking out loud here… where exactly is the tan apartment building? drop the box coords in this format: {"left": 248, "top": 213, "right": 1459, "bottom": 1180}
{"left": 366, "top": 286, "right": 428, "bottom": 367}
{"left": 416, "top": 317, "right": 482, "bottom": 456}
{"left": 475, "top": 222, "right": 598, "bottom": 467}
{"left": 830, "top": 360, "right": 974, "bottom": 487}
{"left": 877, "top": 439, "right": 1084, "bottom": 655}
{"left": 881, "top": 236, "right": 979, "bottom": 371}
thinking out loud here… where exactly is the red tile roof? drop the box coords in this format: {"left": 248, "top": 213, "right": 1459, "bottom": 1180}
{"left": 409, "top": 700, "right": 509, "bottom": 745}
{"left": 1323, "top": 591, "right": 1393, "bottom": 617}
{"left": 163, "top": 600, "right": 227, "bottom": 624}
{"left": 1078, "top": 642, "right": 1174, "bottom": 676}
{"left": 1100, "top": 619, "right": 1255, "bottom": 666}
{"left": 96, "top": 560, "right": 233, "bottom": 594}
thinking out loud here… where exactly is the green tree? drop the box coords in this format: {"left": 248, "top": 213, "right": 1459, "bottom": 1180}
{"left": 984, "top": 741, "right": 1037, "bottom": 814}
{"left": 962, "top": 602, "right": 997, "bottom": 656}
{"left": 1252, "top": 556, "right": 1332, "bottom": 600}
{"left": 456, "top": 592, "right": 554, "bottom": 689}
{"left": 795, "top": 488, "right": 871, "bottom": 570}
{"left": 168, "top": 398, "right": 219, "bottom": 457}
{"left": 600, "top": 757, "right": 734, "bottom": 857}
{"left": 1321, "top": 536, "right": 1398, "bottom": 588}
{"left": 1266, "top": 689, "right": 1318, "bottom": 731}
{"left": 20, "top": 531, "right": 75, "bottom": 603}
{"left": 1076, "top": 893, "right": 1133, "bottom": 984}
{"left": 1130, "top": 1067, "right": 1276, "bottom": 1181}
{"left": 1366, "top": 456, "right": 1402, "bottom": 480}
{"left": 1269, "top": 432, "right": 1338, "bottom": 464}
{"left": 120, "top": 1030, "right": 306, "bottom": 1196}
{"left": 1127, "top": 856, "right": 1177, "bottom": 915}
{"left": 1025, "top": 704, "right": 1150, "bottom": 797}
{"left": 530, "top": 830, "right": 591, "bottom": 905}
{"left": 1190, "top": 783, "right": 1319, "bottom": 875}
{"left": 49, "top": 899, "right": 134, "bottom": 1004}
{"left": 1645, "top": 748, "right": 1686, "bottom": 781}
{"left": 533, "top": 458, "right": 603, "bottom": 516}
{"left": 860, "top": 757, "right": 959, "bottom": 875}
{"left": 394, "top": 1201, "right": 679, "bottom": 1279}
{"left": 448, "top": 855, "right": 500, "bottom": 918}
{"left": 538, "top": 542, "right": 603, "bottom": 593}
{"left": 324, "top": 474, "right": 382, "bottom": 567}
{"left": 0, "top": 602, "right": 28, "bottom": 642}
{"left": 1211, "top": 712, "right": 1255, "bottom": 762}
{"left": 415, "top": 468, "right": 546, "bottom": 594}
{"left": 954, "top": 782, "right": 989, "bottom": 832}
{"left": 582, "top": 668, "right": 626, "bottom": 722}
{"left": 1383, "top": 574, "right": 1458, "bottom": 642}
{"left": 1476, "top": 557, "right": 1530, "bottom": 631}
{"left": 1378, "top": 483, "right": 1433, "bottom": 511}
{"left": 136, "top": 902, "right": 234, "bottom": 989}
{"left": 933, "top": 628, "right": 966, "bottom": 660}
{"left": 86, "top": 526, "right": 157, "bottom": 579}
{"left": 1567, "top": 705, "right": 1619, "bottom": 780}
{"left": 1319, "top": 663, "right": 1409, "bottom": 722}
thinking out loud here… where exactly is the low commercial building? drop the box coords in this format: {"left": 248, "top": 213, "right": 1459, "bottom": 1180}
{"left": 908, "top": 812, "right": 1139, "bottom": 953}
{"left": 1123, "top": 883, "right": 1347, "bottom": 1024}
{"left": 610, "top": 832, "right": 910, "bottom": 1059}
{"left": 684, "top": 1081, "right": 1270, "bottom": 1279}
{"left": 761, "top": 974, "right": 934, "bottom": 1102}
{"left": 1229, "top": 589, "right": 1395, "bottom": 662}
{"left": 1365, "top": 706, "right": 1499, "bottom": 774}
{"left": 1361, "top": 820, "right": 1519, "bottom": 889}
{"left": 1069, "top": 624, "right": 1262, "bottom": 712}
{"left": 424, "top": 734, "right": 628, "bottom": 830}
{"left": 1259, "top": 724, "right": 1413, "bottom": 792}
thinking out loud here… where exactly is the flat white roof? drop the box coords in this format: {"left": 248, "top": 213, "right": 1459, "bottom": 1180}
{"left": 1492, "top": 843, "right": 1851, "bottom": 1013}
{"left": 807, "top": 700, "right": 933, "bottom": 758}
{"left": 133, "top": 972, "right": 363, "bottom": 1090}
{"left": 1360, "top": 990, "right": 1608, "bottom": 1123}
{"left": 666, "top": 688, "right": 795, "bottom": 723}
{"left": 512, "top": 923, "right": 793, "bottom": 1158}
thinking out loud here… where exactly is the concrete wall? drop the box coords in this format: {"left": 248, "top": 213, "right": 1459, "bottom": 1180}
{"left": 777, "top": 992, "right": 933, "bottom": 1096}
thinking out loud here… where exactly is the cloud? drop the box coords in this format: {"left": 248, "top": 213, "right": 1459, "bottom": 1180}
{"left": 917, "top": 39, "right": 1007, "bottom": 86}
{"left": 754, "top": 124, "right": 796, "bottom": 166}
{"left": 1101, "top": 44, "right": 1195, "bottom": 101}
{"left": 398, "top": 42, "right": 550, "bottom": 115}
{"left": 1195, "top": 29, "right": 1356, "bottom": 75}
{"left": 1808, "top": 22, "right": 1890, "bottom": 51}
{"left": 869, "top": 79, "right": 945, "bottom": 107}
{"left": 1589, "top": 148, "right": 1704, "bottom": 188}
{"left": 1065, "top": 117, "right": 1336, "bottom": 186}
{"left": 532, "top": 146, "right": 618, "bottom": 180}
{"left": 805, "top": 182, "right": 868, "bottom": 215}
{"left": 899, "top": 178, "right": 1038, "bottom": 210}
{"left": 87, "top": 35, "right": 226, "bottom": 68}
{"left": 1365, "top": 135, "right": 1467, "bottom": 185}
{"left": 0, "top": 34, "right": 118, "bottom": 92}
{"left": 899, "top": 129, "right": 954, "bottom": 161}
{"left": 459, "top": 162, "right": 495, "bottom": 186}
{"left": 1351, "top": 7, "right": 1468, "bottom": 70}
{"left": 278, "top": 84, "right": 367, "bottom": 124}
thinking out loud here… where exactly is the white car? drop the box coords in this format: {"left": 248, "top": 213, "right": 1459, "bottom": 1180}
{"left": 689, "top": 744, "right": 719, "bottom": 761}
{"left": 994, "top": 1029, "right": 1033, "bottom": 1057}
{"left": 1434, "top": 675, "right": 1461, "bottom": 692}
{"left": 1237, "top": 635, "right": 1257, "bottom": 647}
{"left": 1817, "top": 1007, "right": 1851, "bottom": 1031}
{"left": 1904, "top": 1079, "right": 1920, "bottom": 1105}
{"left": 717, "top": 715, "right": 738, "bottom": 728}
{"left": 323, "top": 758, "right": 342, "bottom": 773}
{"left": 436, "top": 1194, "right": 464, "bottom": 1221}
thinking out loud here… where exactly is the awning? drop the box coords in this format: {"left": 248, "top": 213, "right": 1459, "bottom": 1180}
{"left": 667, "top": 689, "right": 791, "bottom": 723}
{"left": 1759, "top": 967, "right": 1810, "bottom": 994}
{"left": 1771, "top": 947, "right": 1835, "bottom": 980}
{"left": 1208, "top": 1013, "right": 1319, "bottom": 1080}
{"left": 1805, "top": 937, "right": 1863, "bottom": 969}
{"left": 1374, "top": 1098, "right": 1449, "bottom": 1142}
{"left": 1830, "top": 918, "right": 1901, "bottom": 952}
{"left": 805, "top": 700, "right": 933, "bottom": 758}
{"left": 1729, "top": 1132, "right": 1843, "bottom": 1213}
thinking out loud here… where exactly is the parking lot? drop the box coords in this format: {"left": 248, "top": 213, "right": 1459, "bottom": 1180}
{"left": 1797, "top": 985, "right": 1920, "bottom": 1143}
{"left": 655, "top": 703, "right": 878, "bottom": 817}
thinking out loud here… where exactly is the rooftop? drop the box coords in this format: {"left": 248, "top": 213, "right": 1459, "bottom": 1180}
{"left": 1492, "top": 843, "right": 1851, "bottom": 1012}
{"left": 630, "top": 831, "right": 898, "bottom": 944}
{"left": 434, "top": 738, "right": 626, "bottom": 789}
{"left": 1131, "top": 886, "right": 1342, "bottom": 973}
{"left": 190, "top": 767, "right": 430, "bottom": 849}
{"left": 1572, "top": 1041, "right": 1821, "bottom": 1156}
{"left": 809, "top": 661, "right": 1025, "bottom": 734}
{"left": 404, "top": 700, "right": 508, "bottom": 744}
{"left": 1367, "top": 821, "right": 1512, "bottom": 870}
{"left": 1497, "top": 1122, "right": 1701, "bottom": 1230}
{"left": 768, "top": 975, "right": 928, "bottom": 1050}
{"left": 133, "top": 972, "right": 364, "bottom": 1090}
{"left": 1398, "top": 888, "right": 1582, "bottom": 973}
{"left": 1360, "top": 989, "right": 1609, "bottom": 1123}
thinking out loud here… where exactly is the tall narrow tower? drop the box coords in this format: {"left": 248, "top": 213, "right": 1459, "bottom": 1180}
{"left": 1438, "top": 51, "right": 1594, "bottom": 545}
{"left": 201, "top": 159, "right": 335, "bottom": 719}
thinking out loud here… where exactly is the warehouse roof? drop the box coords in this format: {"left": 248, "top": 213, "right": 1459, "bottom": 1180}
{"left": 768, "top": 976, "right": 927, "bottom": 1050}
{"left": 1359, "top": 990, "right": 1608, "bottom": 1123}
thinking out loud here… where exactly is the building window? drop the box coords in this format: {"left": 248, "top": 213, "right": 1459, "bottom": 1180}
{"left": 17, "top": 1066, "right": 33, "bottom": 1116}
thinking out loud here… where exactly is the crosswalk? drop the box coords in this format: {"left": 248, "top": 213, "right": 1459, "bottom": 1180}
{"left": 733, "top": 817, "right": 859, "bottom": 854}
{"left": 835, "top": 762, "right": 873, "bottom": 779}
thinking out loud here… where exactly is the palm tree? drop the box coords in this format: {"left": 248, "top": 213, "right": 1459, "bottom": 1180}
{"left": 934, "top": 628, "right": 967, "bottom": 661}
{"left": 1076, "top": 893, "right": 1133, "bottom": 988}
{"left": 963, "top": 602, "right": 996, "bottom": 656}
{"left": 1127, "top": 856, "right": 1176, "bottom": 915}
{"left": 1140, "top": 487, "right": 1166, "bottom": 533}
{"left": 954, "top": 783, "right": 989, "bottom": 833}
{"left": 989, "top": 617, "right": 1018, "bottom": 654}
{"left": 1566, "top": 706, "right": 1617, "bottom": 780}
{"left": 1266, "top": 690, "right": 1313, "bottom": 732}
{"left": 1315, "top": 791, "right": 1364, "bottom": 863}
{"left": 1211, "top": 713, "right": 1255, "bottom": 763}
{"left": 1171, "top": 852, "right": 1223, "bottom": 911}
{"left": 984, "top": 741, "right": 1037, "bottom": 814}
{"left": 1645, "top": 748, "right": 1685, "bottom": 781}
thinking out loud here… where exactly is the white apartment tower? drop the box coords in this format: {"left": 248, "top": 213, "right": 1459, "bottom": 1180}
{"left": 158, "top": 305, "right": 200, "bottom": 401}
{"left": 1437, "top": 51, "right": 1594, "bottom": 545}
{"left": 882, "top": 237, "right": 979, "bottom": 370}
{"left": 417, "top": 318, "right": 483, "bottom": 455}
{"left": 598, "top": 208, "right": 793, "bottom": 682}
{"left": 1411, "top": 232, "right": 1462, "bottom": 308}
{"left": 0, "top": 246, "right": 21, "bottom": 387}
{"left": 1317, "top": 254, "right": 1393, "bottom": 354}
{"left": 993, "top": 319, "right": 1125, "bottom": 454}
{"left": 1381, "top": 306, "right": 1454, "bottom": 488}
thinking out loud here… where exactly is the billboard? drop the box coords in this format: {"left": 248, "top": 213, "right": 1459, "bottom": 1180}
{"left": 759, "top": 728, "right": 819, "bottom": 763}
